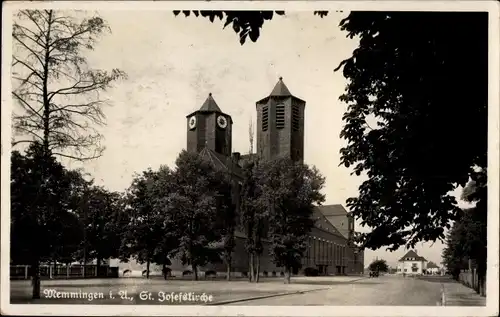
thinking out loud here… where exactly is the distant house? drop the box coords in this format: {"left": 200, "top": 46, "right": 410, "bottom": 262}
{"left": 426, "top": 261, "right": 440, "bottom": 275}
{"left": 396, "top": 250, "right": 428, "bottom": 276}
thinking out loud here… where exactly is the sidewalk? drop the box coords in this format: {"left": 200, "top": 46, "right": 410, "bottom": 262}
{"left": 442, "top": 280, "right": 486, "bottom": 306}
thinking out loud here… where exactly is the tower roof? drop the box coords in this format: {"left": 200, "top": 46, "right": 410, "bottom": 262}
{"left": 187, "top": 93, "right": 232, "bottom": 121}
{"left": 257, "top": 77, "right": 305, "bottom": 104}
{"left": 199, "top": 93, "right": 222, "bottom": 112}
{"left": 270, "top": 77, "right": 292, "bottom": 97}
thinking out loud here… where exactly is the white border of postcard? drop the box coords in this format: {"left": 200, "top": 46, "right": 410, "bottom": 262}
{"left": 1, "top": 1, "right": 499, "bottom": 316}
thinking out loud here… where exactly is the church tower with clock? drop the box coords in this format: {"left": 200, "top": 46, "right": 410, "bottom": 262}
{"left": 186, "top": 93, "right": 232, "bottom": 156}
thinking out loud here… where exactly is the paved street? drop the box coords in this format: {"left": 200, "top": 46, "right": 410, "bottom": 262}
{"left": 228, "top": 275, "right": 444, "bottom": 306}
{"left": 10, "top": 274, "right": 479, "bottom": 306}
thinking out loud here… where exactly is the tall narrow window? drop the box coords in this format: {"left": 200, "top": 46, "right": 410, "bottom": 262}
{"left": 276, "top": 104, "right": 285, "bottom": 129}
{"left": 262, "top": 106, "right": 269, "bottom": 131}
{"left": 292, "top": 105, "right": 300, "bottom": 131}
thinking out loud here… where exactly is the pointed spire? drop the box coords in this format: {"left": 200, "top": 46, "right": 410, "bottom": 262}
{"left": 256, "top": 76, "right": 306, "bottom": 105}
{"left": 269, "top": 76, "right": 292, "bottom": 97}
{"left": 199, "top": 92, "right": 222, "bottom": 112}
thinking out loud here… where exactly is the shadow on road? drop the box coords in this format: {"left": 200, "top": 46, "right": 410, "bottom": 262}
{"left": 290, "top": 280, "right": 356, "bottom": 286}
{"left": 417, "top": 276, "right": 453, "bottom": 283}
{"left": 345, "top": 281, "right": 383, "bottom": 285}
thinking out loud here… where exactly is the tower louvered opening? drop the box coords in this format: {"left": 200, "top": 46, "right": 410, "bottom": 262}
{"left": 262, "top": 106, "right": 269, "bottom": 131}
{"left": 276, "top": 104, "right": 285, "bottom": 129}
{"left": 292, "top": 105, "right": 300, "bottom": 131}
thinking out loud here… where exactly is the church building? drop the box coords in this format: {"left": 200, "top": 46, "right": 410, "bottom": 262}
{"left": 174, "top": 77, "right": 365, "bottom": 277}
{"left": 114, "top": 78, "right": 364, "bottom": 277}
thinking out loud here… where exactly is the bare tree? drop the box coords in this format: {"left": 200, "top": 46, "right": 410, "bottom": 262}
{"left": 11, "top": 9, "right": 126, "bottom": 299}
{"left": 11, "top": 9, "right": 126, "bottom": 160}
{"left": 248, "top": 119, "right": 254, "bottom": 154}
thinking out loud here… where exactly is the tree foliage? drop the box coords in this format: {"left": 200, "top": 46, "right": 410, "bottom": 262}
{"left": 163, "top": 151, "right": 230, "bottom": 280}
{"left": 240, "top": 159, "right": 266, "bottom": 282}
{"left": 74, "top": 186, "right": 125, "bottom": 267}
{"left": 215, "top": 171, "right": 237, "bottom": 281}
{"left": 11, "top": 142, "right": 128, "bottom": 269}
{"left": 119, "top": 152, "right": 237, "bottom": 280}
{"left": 173, "top": 11, "right": 329, "bottom": 45}
{"left": 368, "top": 259, "right": 388, "bottom": 273}
{"left": 442, "top": 169, "right": 487, "bottom": 287}
{"left": 255, "top": 157, "right": 326, "bottom": 283}
{"left": 10, "top": 142, "right": 86, "bottom": 265}
{"left": 335, "top": 12, "right": 488, "bottom": 251}
{"left": 442, "top": 212, "right": 472, "bottom": 279}
{"left": 121, "top": 168, "right": 166, "bottom": 278}
{"left": 12, "top": 10, "right": 126, "bottom": 160}
{"left": 148, "top": 166, "right": 179, "bottom": 270}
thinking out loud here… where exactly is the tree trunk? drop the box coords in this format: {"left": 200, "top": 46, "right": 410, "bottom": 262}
{"left": 146, "top": 260, "right": 150, "bottom": 279}
{"left": 284, "top": 267, "right": 291, "bottom": 284}
{"left": 163, "top": 264, "right": 167, "bottom": 280}
{"left": 193, "top": 264, "right": 198, "bottom": 281}
{"left": 249, "top": 253, "right": 254, "bottom": 282}
{"left": 52, "top": 260, "right": 57, "bottom": 279}
{"left": 82, "top": 191, "right": 89, "bottom": 279}
{"left": 31, "top": 9, "right": 53, "bottom": 300}
{"left": 478, "top": 273, "right": 486, "bottom": 296}
{"left": 82, "top": 250, "right": 87, "bottom": 278}
{"left": 255, "top": 255, "right": 260, "bottom": 283}
{"left": 96, "top": 257, "right": 101, "bottom": 278}
{"left": 31, "top": 259, "right": 41, "bottom": 299}
{"left": 226, "top": 260, "right": 232, "bottom": 281}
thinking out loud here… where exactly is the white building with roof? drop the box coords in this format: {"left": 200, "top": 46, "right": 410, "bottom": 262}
{"left": 396, "top": 250, "right": 428, "bottom": 276}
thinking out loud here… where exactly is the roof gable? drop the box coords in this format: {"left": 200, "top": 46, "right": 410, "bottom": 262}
{"left": 399, "top": 250, "right": 428, "bottom": 262}
{"left": 316, "top": 204, "right": 350, "bottom": 239}
{"left": 312, "top": 207, "right": 344, "bottom": 237}
{"left": 427, "top": 262, "right": 439, "bottom": 269}
{"left": 199, "top": 147, "right": 243, "bottom": 179}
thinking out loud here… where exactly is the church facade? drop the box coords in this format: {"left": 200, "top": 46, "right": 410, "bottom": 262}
{"left": 114, "top": 78, "right": 364, "bottom": 277}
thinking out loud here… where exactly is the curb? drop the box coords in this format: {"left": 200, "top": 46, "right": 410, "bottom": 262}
{"left": 206, "top": 276, "right": 368, "bottom": 306}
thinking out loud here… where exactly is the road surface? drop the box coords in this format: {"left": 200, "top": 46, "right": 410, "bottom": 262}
{"left": 228, "top": 275, "right": 443, "bottom": 305}
{"left": 10, "top": 275, "right": 443, "bottom": 306}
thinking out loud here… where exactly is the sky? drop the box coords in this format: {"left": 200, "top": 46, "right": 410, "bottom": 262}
{"left": 14, "top": 10, "right": 472, "bottom": 268}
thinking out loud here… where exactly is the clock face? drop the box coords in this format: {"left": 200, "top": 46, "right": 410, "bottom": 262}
{"left": 188, "top": 116, "right": 197, "bottom": 130}
{"left": 217, "top": 115, "right": 228, "bottom": 129}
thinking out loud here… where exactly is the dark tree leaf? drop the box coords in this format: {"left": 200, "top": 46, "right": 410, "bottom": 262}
{"left": 314, "top": 11, "right": 329, "bottom": 18}
{"left": 249, "top": 26, "right": 260, "bottom": 42}
{"left": 232, "top": 21, "right": 241, "bottom": 33}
